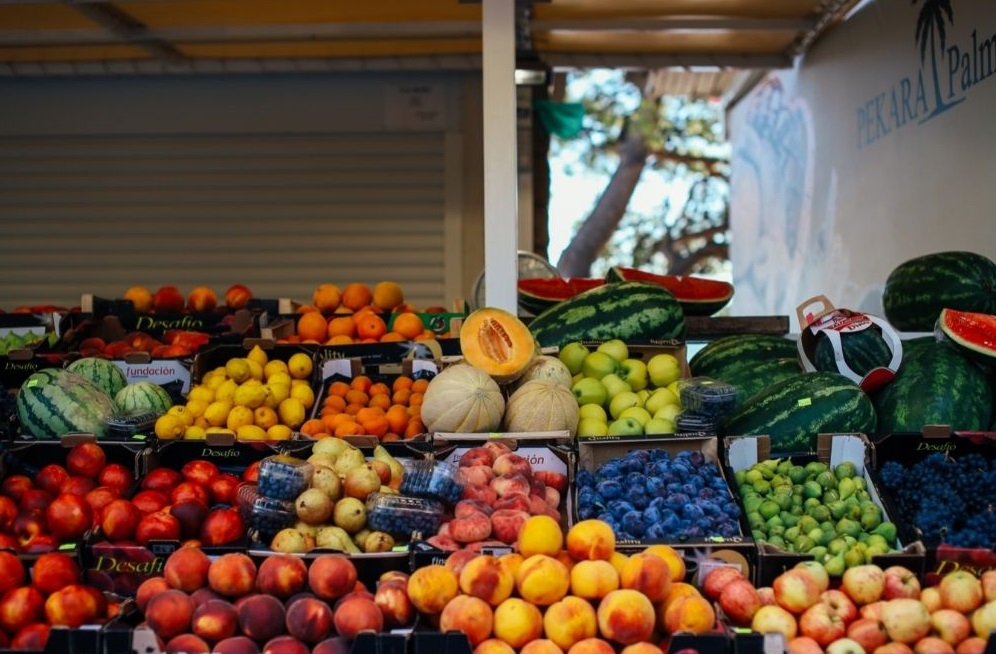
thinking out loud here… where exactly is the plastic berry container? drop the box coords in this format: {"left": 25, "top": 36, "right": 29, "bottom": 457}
{"left": 366, "top": 492, "right": 445, "bottom": 537}
{"left": 105, "top": 411, "right": 159, "bottom": 439}
{"left": 675, "top": 411, "right": 718, "bottom": 434}
{"left": 677, "top": 377, "right": 739, "bottom": 418}
{"left": 399, "top": 460, "right": 463, "bottom": 504}
{"left": 249, "top": 497, "right": 297, "bottom": 538}
{"left": 257, "top": 455, "right": 314, "bottom": 500}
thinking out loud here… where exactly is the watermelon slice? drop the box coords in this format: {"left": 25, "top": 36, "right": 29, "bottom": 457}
{"left": 604, "top": 266, "right": 735, "bottom": 316}
{"left": 938, "top": 308, "right": 996, "bottom": 363}
{"left": 517, "top": 277, "right": 605, "bottom": 315}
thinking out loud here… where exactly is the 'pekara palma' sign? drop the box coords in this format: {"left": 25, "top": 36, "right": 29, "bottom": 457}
{"left": 858, "top": 0, "right": 994, "bottom": 148}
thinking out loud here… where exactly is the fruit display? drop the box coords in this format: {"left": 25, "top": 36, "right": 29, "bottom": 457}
{"left": 74, "top": 329, "right": 212, "bottom": 360}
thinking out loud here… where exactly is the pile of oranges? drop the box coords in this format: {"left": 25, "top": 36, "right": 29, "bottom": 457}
{"left": 291, "top": 281, "right": 444, "bottom": 345}
{"left": 298, "top": 374, "right": 428, "bottom": 441}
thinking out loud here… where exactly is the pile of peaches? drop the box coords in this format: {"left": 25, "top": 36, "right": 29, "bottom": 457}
{"left": 122, "top": 284, "right": 254, "bottom": 315}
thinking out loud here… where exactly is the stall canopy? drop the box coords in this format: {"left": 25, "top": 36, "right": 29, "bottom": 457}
{"left": 0, "top": 0, "right": 860, "bottom": 83}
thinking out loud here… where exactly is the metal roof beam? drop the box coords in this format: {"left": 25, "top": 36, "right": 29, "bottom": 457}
{"left": 541, "top": 51, "right": 792, "bottom": 70}
{"left": 61, "top": 1, "right": 184, "bottom": 63}
{"left": 532, "top": 17, "right": 817, "bottom": 32}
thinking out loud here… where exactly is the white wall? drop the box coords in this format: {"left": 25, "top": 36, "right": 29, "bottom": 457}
{"left": 728, "top": 0, "right": 996, "bottom": 329}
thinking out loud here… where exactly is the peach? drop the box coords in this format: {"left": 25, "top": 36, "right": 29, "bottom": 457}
{"left": 455, "top": 499, "right": 494, "bottom": 518}
{"left": 164, "top": 546, "right": 211, "bottom": 592}
{"left": 374, "top": 580, "right": 414, "bottom": 628}
{"left": 136, "top": 577, "right": 171, "bottom": 612}
{"left": 0, "top": 586, "right": 45, "bottom": 634}
{"left": 427, "top": 534, "right": 461, "bottom": 551}
{"left": 439, "top": 595, "right": 494, "bottom": 646}
{"left": 262, "top": 636, "right": 310, "bottom": 654}
{"left": 619, "top": 644, "right": 664, "bottom": 654}
{"left": 145, "top": 589, "right": 195, "bottom": 641}
{"left": 642, "top": 544, "right": 686, "bottom": 583}
{"left": 238, "top": 593, "right": 286, "bottom": 643}
{"left": 490, "top": 474, "right": 531, "bottom": 498}
{"left": 543, "top": 595, "right": 598, "bottom": 651}
{"left": 566, "top": 520, "right": 616, "bottom": 562}
{"left": 451, "top": 512, "right": 493, "bottom": 544}
{"left": 214, "top": 635, "right": 262, "bottom": 654}
{"left": 474, "top": 638, "right": 516, "bottom": 654}
{"left": 331, "top": 595, "right": 383, "bottom": 640}
{"left": 125, "top": 286, "right": 155, "bottom": 312}
{"left": 458, "top": 464, "right": 496, "bottom": 486}
{"left": 520, "top": 639, "right": 565, "bottom": 654}
{"left": 308, "top": 554, "right": 358, "bottom": 602}
{"left": 493, "top": 453, "right": 532, "bottom": 478}
{"left": 569, "top": 559, "right": 620, "bottom": 600}
{"left": 224, "top": 284, "right": 253, "bottom": 310}
{"left": 285, "top": 596, "right": 334, "bottom": 644}
{"left": 154, "top": 285, "right": 186, "bottom": 313}
{"left": 459, "top": 554, "right": 515, "bottom": 607}
{"left": 619, "top": 552, "right": 671, "bottom": 603}
{"left": 190, "top": 587, "right": 225, "bottom": 608}
{"left": 597, "top": 589, "right": 657, "bottom": 645}
{"left": 492, "top": 597, "right": 544, "bottom": 649}
{"left": 566, "top": 637, "right": 616, "bottom": 654}
{"left": 462, "top": 484, "right": 498, "bottom": 506}
{"left": 515, "top": 554, "right": 571, "bottom": 606}
{"left": 445, "top": 549, "right": 480, "bottom": 577}
{"left": 517, "top": 514, "right": 563, "bottom": 558}
{"left": 192, "top": 598, "right": 239, "bottom": 644}
{"left": 407, "top": 564, "right": 459, "bottom": 615}
{"left": 459, "top": 447, "right": 496, "bottom": 468}
{"left": 11, "top": 623, "right": 50, "bottom": 650}
{"left": 534, "top": 470, "right": 568, "bottom": 493}
{"left": 256, "top": 554, "right": 308, "bottom": 599}
{"left": 530, "top": 494, "right": 560, "bottom": 520}
{"left": 663, "top": 593, "right": 716, "bottom": 635}
{"left": 493, "top": 492, "right": 532, "bottom": 513}
{"left": 165, "top": 633, "right": 211, "bottom": 653}
{"left": 30, "top": 551, "right": 81, "bottom": 596}
{"left": 187, "top": 287, "right": 218, "bottom": 313}
{"left": 311, "top": 638, "right": 350, "bottom": 654}
{"left": 491, "top": 509, "right": 530, "bottom": 544}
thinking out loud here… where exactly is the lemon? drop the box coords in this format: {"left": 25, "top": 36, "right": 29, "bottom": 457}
{"left": 215, "top": 378, "right": 239, "bottom": 403}
{"left": 193, "top": 416, "right": 209, "bottom": 429}
{"left": 267, "top": 371, "right": 292, "bottom": 387}
{"left": 184, "top": 425, "right": 207, "bottom": 440}
{"left": 167, "top": 405, "right": 195, "bottom": 427}
{"left": 236, "top": 424, "right": 268, "bottom": 441}
{"left": 264, "top": 360, "right": 289, "bottom": 380}
{"left": 204, "top": 400, "right": 233, "bottom": 427}
{"left": 155, "top": 414, "right": 185, "bottom": 440}
{"left": 204, "top": 373, "right": 227, "bottom": 391}
{"left": 185, "top": 399, "right": 209, "bottom": 418}
{"left": 225, "top": 358, "right": 252, "bottom": 384}
{"left": 246, "top": 358, "right": 265, "bottom": 382}
{"left": 277, "top": 397, "right": 306, "bottom": 429}
{"left": 265, "top": 383, "right": 291, "bottom": 408}
{"left": 253, "top": 405, "right": 279, "bottom": 430}
{"left": 289, "top": 384, "right": 315, "bottom": 410}
{"left": 187, "top": 385, "right": 215, "bottom": 403}
{"left": 234, "top": 380, "right": 267, "bottom": 409}
{"left": 266, "top": 424, "right": 293, "bottom": 441}
{"left": 247, "top": 344, "right": 269, "bottom": 368}
{"left": 226, "top": 405, "right": 255, "bottom": 430}
{"left": 287, "top": 353, "right": 313, "bottom": 380}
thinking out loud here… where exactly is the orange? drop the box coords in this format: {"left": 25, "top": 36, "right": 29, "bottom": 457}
{"left": 300, "top": 418, "right": 326, "bottom": 437}
{"left": 327, "top": 316, "right": 356, "bottom": 339}
{"left": 385, "top": 405, "right": 409, "bottom": 435}
{"left": 326, "top": 335, "right": 354, "bottom": 345}
{"left": 355, "top": 406, "right": 385, "bottom": 424}
{"left": 335, "top": 421, "right": 365, "bottom": 437}
{"left": 296, "top": 304, "right": 319, "bottom": 314}
{"left": 414, "top": 329, "right": 437, "bottom": 341}
{"left": 382, "top": 433, "right": 401, "bottom": 442}
{"left": 327, "top": 381, "right": 351, "bottom": 398}
{"left": 392, "top": 312, "right": 425, "bottom": 341}
{"left": 368, "top": 394, "right": 391, "bottom": 411}
{"left": 312, "top": 284, "right": 342, "bottom": 313}
{"left": 404, "top": 416, "right": 425, "bottom": 439}
{"left": 355, "top": 313, "right": 387, "bottom": 341}
{"left": 344, "top": 403, "right": 365, "bottom": 416}
{"left": 412, "top": 378, "right": 430, "bottom": 394}
{"left": 392, "top": 376, "right": 414, "bottom": 393}
{"left": 391, "top": 388, "right": 411, "bottom": 406}
{"left": 368, "top": 382, "right": 390, "bottom": 397}
{"left": 360, "top": 414, "right": 389, "bottom": 438}
{"left": 379, "top": 332, "right": 405, "bottom": 343}
{"left": 408, "top": 392, "right": 424, "bottom": 408}
{"left": 407, "top": 404, "right": 421, "bottom": 419}
{"left": 323, "top": 413, "right": 353, "bottom": 432}
{"left": 351, "top": 375, "right": 373, "bottom": 393}
{"left": 372, "top": 281, "right": 404, "bottom": 311}
{"left": 344, "top": 389, "right": 369, "bottom": 406}
{"left": 296, "top": 311, "right": 328, "bottom": 342}
{"left": 322, "top": 394, "right": 347, "bottom": 412}
{"left": 341, "top": 283, "right": 373, "bottom": 312}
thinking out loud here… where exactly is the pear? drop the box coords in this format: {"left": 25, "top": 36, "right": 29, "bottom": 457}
{"left": 310, "top": 465, "right": 343, "bottom": 502}
{"left": 363, "top": 531, "right": 395, "bottom": 553}
{"left": 333, "top": 448, "right": 366, "bottom": 476}
{"left": 295, "top": 488, "right": 334, "bottom": 525}
{"left": 315, "top": 526, "right": 350, "bottom": 552}
{"left": 332, "top": 497, "right": 367, "bottom": 534}
{"left": 373, "top": 445, "right": 405, "bottom": 489}
{"left": 326, "top": 526, "right": 361, "bottom": 553}
{"left": 270, "top": 528, "right": 308, "bottom": 553}
{"left": 308, "top": 452, "right": 338, "bottom": 469}
{"left": 314, "top": 437, "right": 355, "bottom": 458}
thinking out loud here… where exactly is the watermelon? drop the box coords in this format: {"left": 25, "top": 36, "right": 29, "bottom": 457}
{"left": 689, "top": 334, "right": 799, "bottom": 379}
{"left": 604, "top": 266, "right": 734, "bottom": 316}
{"left": 66, "top": 356, "right": 127, "bottom": 399}
{"left": 812, "top": 325, "right": 894, "bottom": 378}
{"left": 15, "top": 368, "right": 117, "bottom": 439}
{"left": 882, "top": 251, "right": 996, "bottom": 331}
{"left": 872, "top": 338, "right": 991, "bottom": 434}
{"left": 528, "top": 281, "right": 686, "bottom": 348}
{"left": 721, "top": 357, "right": 803, "bottom": 406}
{"left": 719, "top": 371, "right": 877, "bottom": 454}
{"left": 517, "top": 277, "right": 605, "bottom": 316}
{"left": 937, "top": 308, "right": 996, "bottom": 365}
{"left": 114, "top": 381, "right": 173, "bottom": 415}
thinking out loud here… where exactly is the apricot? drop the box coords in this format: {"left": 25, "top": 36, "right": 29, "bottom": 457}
{"left": 569, "top": 560, "right": 620, "bottom": 600}
{"left": 208, "top": 552, "right": 257, "bottom": 598}
{"left": 256, "top": 554, "right": 308, "bottom": 599}
{"left": 520, "top": 639, "right": 565, "bottom": 654}
{"left": 214, "top": 635, "right": 262, "bottom": 654}
{"left": 285, "top": 596, "right": 334, "bottom": 644}
{"left": 331, "top": 595, "right": 383, "bottom": 640}
{"left": 518, "top": 514, "right": 564, "bottom": 558}
{"left": 566, "top": 520, "right": 616, "bottom": 562}
{"left": 407, "top": 564, "right": 459, "bottom": 615}
{"left": 662, "top": 593, "right": 716, "bottom": 635}
{"left": 165, "top": 633, "right": 211, "bottom": 653}
{"left": 459, "top": 554, "right": 515, "bottom": 607}
{"left": 145, "top": 589, "right": 195, "bottom": 642}
{"left": 164, "top": 546, "right": 212, "bottom": 592}
{"left": 596, "top": 589, "right": 656, "bottom": 645}
{"left": 566, "top": 637, "right": 616, "bottom": 654}
{"left": 473, "top": 639, "right": 516, "bottom": 654}
{"left": 439, "top": 595, "right": 494, "bottom": 646}
{"left": 492, "top": 597, "right": 544, "bottom": 649}
{"left": 307, "top": 554, "right": 357, "bottom": 602}
{"left": 515, "top": 554, "right": 571, "bottom": 606}
{"left": 191, "top": 599, "right": 239, "bottom": 644}
{"left": 619, "top": 552, "right": 671, "bottom": 603}
{"left": 543, "top": 595, "right": 598, "bottom": 651}
{"left": 237, "top": 594, "right": 287, "bottom": 643}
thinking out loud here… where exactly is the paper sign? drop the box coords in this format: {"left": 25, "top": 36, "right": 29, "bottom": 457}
{"left": 385, "top": 84, "right": 446, "bottom": 130}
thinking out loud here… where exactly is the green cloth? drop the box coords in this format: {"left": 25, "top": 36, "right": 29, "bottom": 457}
{"left": 535, "top": 100, "right": 585, "bottom": 139}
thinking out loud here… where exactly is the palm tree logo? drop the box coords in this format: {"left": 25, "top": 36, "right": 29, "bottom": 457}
{"left": 913, "top": 0, "right": 964, "bottom": 121}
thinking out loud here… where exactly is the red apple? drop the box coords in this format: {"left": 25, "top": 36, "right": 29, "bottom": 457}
{"left": 135, "top": 511, "right": 182, "bottom": 546}
{"left": 702, "top": 565, "right": 746, "bottom": 601}
{"left": 200, "top": 507, "right": 244, "bottom": 546}
{"left": 882, "top": 565, "right": 921, "bottom": 600}
{"left": 66, "top": 442, "right": 106, "bottom": 479}
{"left": 938, "top": 570, "right": 983, "bottom": 614}
{"left": 132, "top": 490, "right": 170, "bottom": 515}
{"left": 929, "top": 608, "right": 972, "bottom": 646}
{"left": 718, "top": 578, "right": 762, "bottom": 626}
{"left": 840, "top": 563, "right": 886, "bottom": 606}
{"left": 181, "top": 460, "right": 220, "bottom": 487}
{"left": 99, "top": 499, "right": 141, "bottom": 542}
{"left": 982, "top": 570, "right": 996, "bottom": 603}
{"left": 881, "top": 598, "right": 931, "bottom": 644}
{"left": 919, "top": 587, "right": 942, "bottom": 613}
{"left": 751, "top": 604, "right": 798, "bottom": 641}
{"left": 757, "top": 586, "right": 777, "bottom": 606}
{"left": 45, "top": 494, "right": 93, "bottom": 542}
{"left": 35, "top": 465, "right": 70, "bottom": 497}
{"left": 207, "top": 474, "right": 241, "bottom": 506}
{"left": 224, "top": 285, "right": 253, "bottom": 310}
{"left": 798, "top": 601, "right": 847, "bottom": 647}
{"left": 794, "top": 560, "right": 831, "bottom": 594}
{"left": 97, "top": 464, "right": 135, "bottom": 495}
{"left": 154, "top": 286, "right": 186, "bottom": 313}
{"left": 845, "top": 616, "right": 889, "bottom": 652}
{"left": 971, "top": 600, "right": 996, "bottom": 642}
{"left": 772, "top": 569, "right": 821, "bottom": 614}
{"left": 142, "top": 468, "right": 182, "bottom": 494}
{"left": 819, "top": 589, "right": 859, "bottom": 624}
{"left": 860, "top": 600, "right": 887, "bottom": 621}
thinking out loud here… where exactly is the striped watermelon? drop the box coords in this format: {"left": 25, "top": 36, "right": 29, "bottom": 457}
{"left": 114, "top": 381, "right": 173, "bottom": 415}
{"left": 882, "top": 251, "right": 996, "bottom": 331}
{"left": 517, "top": 278, "right": 605, "bottom": 316}
{"left": 871, "top": 337, "right": 991, "bottom": 434}
{"left": 16, "top": 368, "right": 117, "bottom": 439}
{"left": 689, "top": 334, "right": 799, "bottom": 378}
{"left": 813, "top": 326, "right": 894, "bottom": 378}
{"left": 719, "top": 371, "right": 877, "bottom": 454}
{"left": 721, "top": 357, "right": 803, "bottom": 406}
{"left": 528, "top": 281, "right": 685, "bottom": 348}
{"left": 604, "top": 267, "right": 734, "bottom": 316}
{"left": 66, "top": 357, "right": 127, "bottom": 399}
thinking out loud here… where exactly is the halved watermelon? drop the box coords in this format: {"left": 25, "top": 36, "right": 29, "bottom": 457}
{"left": 938, "top": 308, "right": 996, "bottom": 363}
{"left": 517, "top": 277, "right": 605, "bottom": 315}
{"left": 604, "top": 266, "right": 734, "bottom": 316}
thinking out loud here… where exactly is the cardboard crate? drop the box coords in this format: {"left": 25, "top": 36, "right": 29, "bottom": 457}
{"left": 724, "top": 433, "right": 926, "bottom": 587}
{"left": 77, "top": 294, "right": 259, "bottom": 342}
{"left": 572, "top": 433, "right": 756, "bottom": 585}
{"left": 148, "top": 430, "right": 315, "bottom": 476}
{"left": 410, "top": 629, "right": 732, "bottom": 654}
{"left": 0, "top": 625, "right": 102, "bottom": 654}
{"left": 0, "top": 433, "right": 150, "bottom": 488}
{"left": 872, "top": 429, "right": 996, "bottom": 582}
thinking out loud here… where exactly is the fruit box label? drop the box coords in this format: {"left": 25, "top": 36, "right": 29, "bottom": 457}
{"left": 437, "top": 446, "right": 568, "bottom": 476}
{"left": 85, "top": 541, "right": 167, "bottom": 597}
{"left": 112, "top": 359, "right": 192, "bottom": 394}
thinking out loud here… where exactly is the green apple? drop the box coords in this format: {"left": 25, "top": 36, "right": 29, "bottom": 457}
{"left": 572, "top": 372, "right": 585, "bottom": 386}
{"left": 578, "top": 403, "right": 608, "bottom": 421}
{"left": 608, "top": 390, "right": 642, "bottom": 420}
{"left": 647, "top": 353, "right": 682, "bottom": 388}
{"left": 596, "top": 339, "right": 629, "bottom": 363}
{"left": 667, "top": 380, "right": 683, "bottom": 395}
{"left": 558, "top": 341, "right": 590, "bottom": 376}
{"left": 600, "top": 373, "right": 632, "bottom": 400}
{"left": 618, "top": 406, "right": 652, "bottom": 426}
{"left": 619, "top": 358, "right": 649, "bottom": 391}
{"left": 577, "top": 417, "right": 609, "bottom": 437}
{"left": 644, "top": 417, "right": 675, "bottom": 435}
{"left": 572, "top": 377, "right": 608, "bottom": 407}
{"left": 653, "top": 404, "right": 683, "bottom": 423}
{"left": 582, "top": 351, "right": 620, "bottom": 380}
{"left": 607, "top": 417, "right": 643, "bottom": 436}
{"left": 636, "top": 389, "right": 651, "bottom": 404}
{"left": 644, "top": 387, "right": 680, "bottom": 416}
